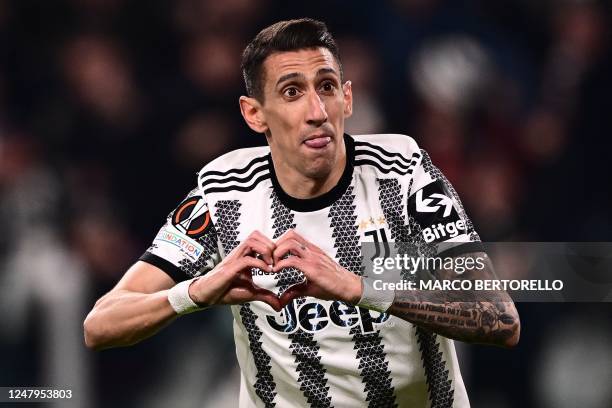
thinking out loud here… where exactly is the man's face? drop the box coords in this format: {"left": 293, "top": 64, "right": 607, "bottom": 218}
{"left": 257, "top": 47, "right": 352, "bottom": 179}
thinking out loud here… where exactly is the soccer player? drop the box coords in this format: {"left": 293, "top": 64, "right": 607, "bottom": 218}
{"left": 84, "top": 18, "right": 520, "bottom": 407}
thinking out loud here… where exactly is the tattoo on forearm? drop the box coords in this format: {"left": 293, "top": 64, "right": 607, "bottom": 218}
{"left": 390, "top": 290, "right": 519, "bottom": 346}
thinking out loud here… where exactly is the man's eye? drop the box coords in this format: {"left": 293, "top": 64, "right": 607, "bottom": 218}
{"left": 320, "top": 82, "right": 335, "bottom": 93}
{"left": 283, "top": 87, "right": 299, "bottom": 97}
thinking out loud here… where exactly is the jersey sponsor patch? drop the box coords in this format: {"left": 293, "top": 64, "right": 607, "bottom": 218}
{"left": 408, "top": 179, "right": 467, "bottom": 243}
{"left": 172, "top": 196, "right": 211, "bottom": 239}
{"left": 153, "top": 226, "right": 204, "bottom": 262}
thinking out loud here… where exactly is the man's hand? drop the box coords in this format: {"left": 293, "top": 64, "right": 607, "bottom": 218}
{"left": 188, "top": 230, "right": 283, "bottom": 311}
{"left": 272, "top": 230, "right": 362, "bottom": 308}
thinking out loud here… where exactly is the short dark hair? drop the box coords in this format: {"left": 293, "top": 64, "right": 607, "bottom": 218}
{"left": 241, "top": 18, "right": 342, "bottom": 101}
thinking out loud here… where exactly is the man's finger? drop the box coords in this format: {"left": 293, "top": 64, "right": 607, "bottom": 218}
{"left": 253, "top": 288, "right": 283, "bottom": 312}
{"left": 249, "top": 230, "right": 277, "bottom": 252}
{"left": 272, "top": 256, "right": 306, "bottom": 274}
{"left": 224, "top": 276, "right": 281, "bottom": 311}
{"left": 241, "top": 238, "right": 275, "bottom": 265}
{"left": 276, "top": 229, "right": 322, "bottom": 254}
{"left": 236, "top": 277, "right": 282, "bottom": 312}
{"left": 273, "top": 239, "right": 307, "bottom": 264}
{"left": 279, "top": 281, "right": 309, "bottom": 308}
{"left": 238, "top": 257, "right": 274, "bottom": 274}
{"left": 275, "top": 229, "right": 306, "bottom": 246}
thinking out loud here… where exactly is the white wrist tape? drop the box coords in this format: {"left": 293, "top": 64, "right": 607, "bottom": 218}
{"left": 167, "top": 277, "right": 206, "bottom": 315}
{"left": 357, "top": 277, "right": 395, "bottom": 313}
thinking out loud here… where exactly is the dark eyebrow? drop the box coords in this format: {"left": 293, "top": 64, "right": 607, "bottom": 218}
{"left": 275, "top": 68, "right": 339, "bottom": 88}
{"left": 317, "top": 67, "right": 338, "bottom": 77}
{"left": 276, "top": 72, "right": 304, "bottom": 88}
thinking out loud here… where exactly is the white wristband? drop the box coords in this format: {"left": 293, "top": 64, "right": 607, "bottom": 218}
{"left": 167, "top": 277, "right": 206, "bottom": 315}
{"left": 357, "top": 277, "right": 395, "bottom": 313}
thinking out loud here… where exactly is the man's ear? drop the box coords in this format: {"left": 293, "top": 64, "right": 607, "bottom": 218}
{"left": 239, "top": 96, "right": 268, "bottom": 133}
{"left": 342, "top": 80, "right": 353, "bottom": 118}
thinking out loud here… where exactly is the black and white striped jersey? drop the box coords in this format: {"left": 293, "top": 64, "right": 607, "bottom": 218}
{"left": 141, "top": 133, "right": 480, "bottom": 408}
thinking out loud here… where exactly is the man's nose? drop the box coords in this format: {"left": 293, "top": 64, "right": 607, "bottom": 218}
{"left": 306, "top": 91, "right": 328, "bottom": 126}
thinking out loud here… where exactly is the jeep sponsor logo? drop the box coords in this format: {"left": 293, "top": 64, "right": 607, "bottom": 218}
{"left": 266, "top": 299, "right": 390, "bottom": 334}
{"left": 422, "top": 219, "right": 467, "bottom": 243}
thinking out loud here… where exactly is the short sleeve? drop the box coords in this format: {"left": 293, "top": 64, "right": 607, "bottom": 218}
{"left": 139, "top": 187, "right": 222, "bottom": 282}
{"left": 405, "top": 149, "right": 482, "bottom": 257}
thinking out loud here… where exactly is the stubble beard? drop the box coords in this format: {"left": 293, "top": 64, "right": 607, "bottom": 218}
{"left": 303, "top": 160, "right": 333, "bottom": 180}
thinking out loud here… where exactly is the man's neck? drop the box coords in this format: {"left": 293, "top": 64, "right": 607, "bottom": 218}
{"left": 271, "top": 148, "right": 346, "bottom": 200}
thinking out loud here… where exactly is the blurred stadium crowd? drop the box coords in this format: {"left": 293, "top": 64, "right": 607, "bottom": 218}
{"left": 0, "top": 1, "right": 611, "bottom": 407}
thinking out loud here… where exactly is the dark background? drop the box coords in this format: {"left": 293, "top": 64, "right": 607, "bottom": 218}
{"left": 0, "top": 1, "right": 610, "bottom": 407}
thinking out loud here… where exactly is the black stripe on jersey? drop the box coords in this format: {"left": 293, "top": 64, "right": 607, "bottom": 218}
{"left": 354, "top": 149, "right": 420, "bottom": 175}
{"left": 139, "top": 252, "right": 187, "bottom": 283}
{"left": 199, "top": 154, "right": 268, "bottom": 180}
{"left": 417, "top": 331, "right": 455, "bottom": 408}
{"left": 377, "top": 179, "right": 405, "bottom": 236}
{"left": 355, "top": 149, "right": 413, "bottom": 170}
{"left": 270, "top": 192, "right": 302, "bottom": 288}
{"left": 200, "top": 162, "right": 269, "bottom": 188}
{"left": 329, "top": 186, "right": 397, "bottom": 408}
{"left": 240, "top": 304, "right": 278, "bottom": 408}
{"left": 202, "top": 172, "right": 271, "bottom": 194}
{"left": 354, "top": 140, "right": 421, "bottom": 166}
{"left": 377, "top": 179, "right": 454, "bottom": 408}
{"left": 269, "top": 190, "right": 332, "bottom": 407}
{"left": 354, "top": 158, "right": 414, "bottom": 175}
{"left": 215, "top": 199, "right": 277, "bottom": 408}
{"left": 288, "top": 330, "right": 332, "bottom": 407}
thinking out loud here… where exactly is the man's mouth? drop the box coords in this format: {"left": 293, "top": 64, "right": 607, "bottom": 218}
{"left": 303, "top": 135, "right": 332, "bottom": 149}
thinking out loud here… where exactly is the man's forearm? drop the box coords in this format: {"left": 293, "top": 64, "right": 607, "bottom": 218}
{"left": 388, "top": 290, "right": 520, "bottom": 347}
{"left": 83, "top": 290, "right": 178, "bottom": 351}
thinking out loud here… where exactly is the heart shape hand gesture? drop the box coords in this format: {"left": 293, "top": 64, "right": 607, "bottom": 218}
{"left": 187, "top": 229, "right": 363, "bottom": 312}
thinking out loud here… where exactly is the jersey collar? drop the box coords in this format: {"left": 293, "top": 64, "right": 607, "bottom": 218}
{"left": 268, "top": 133, "right": 355, "bottom": 212}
